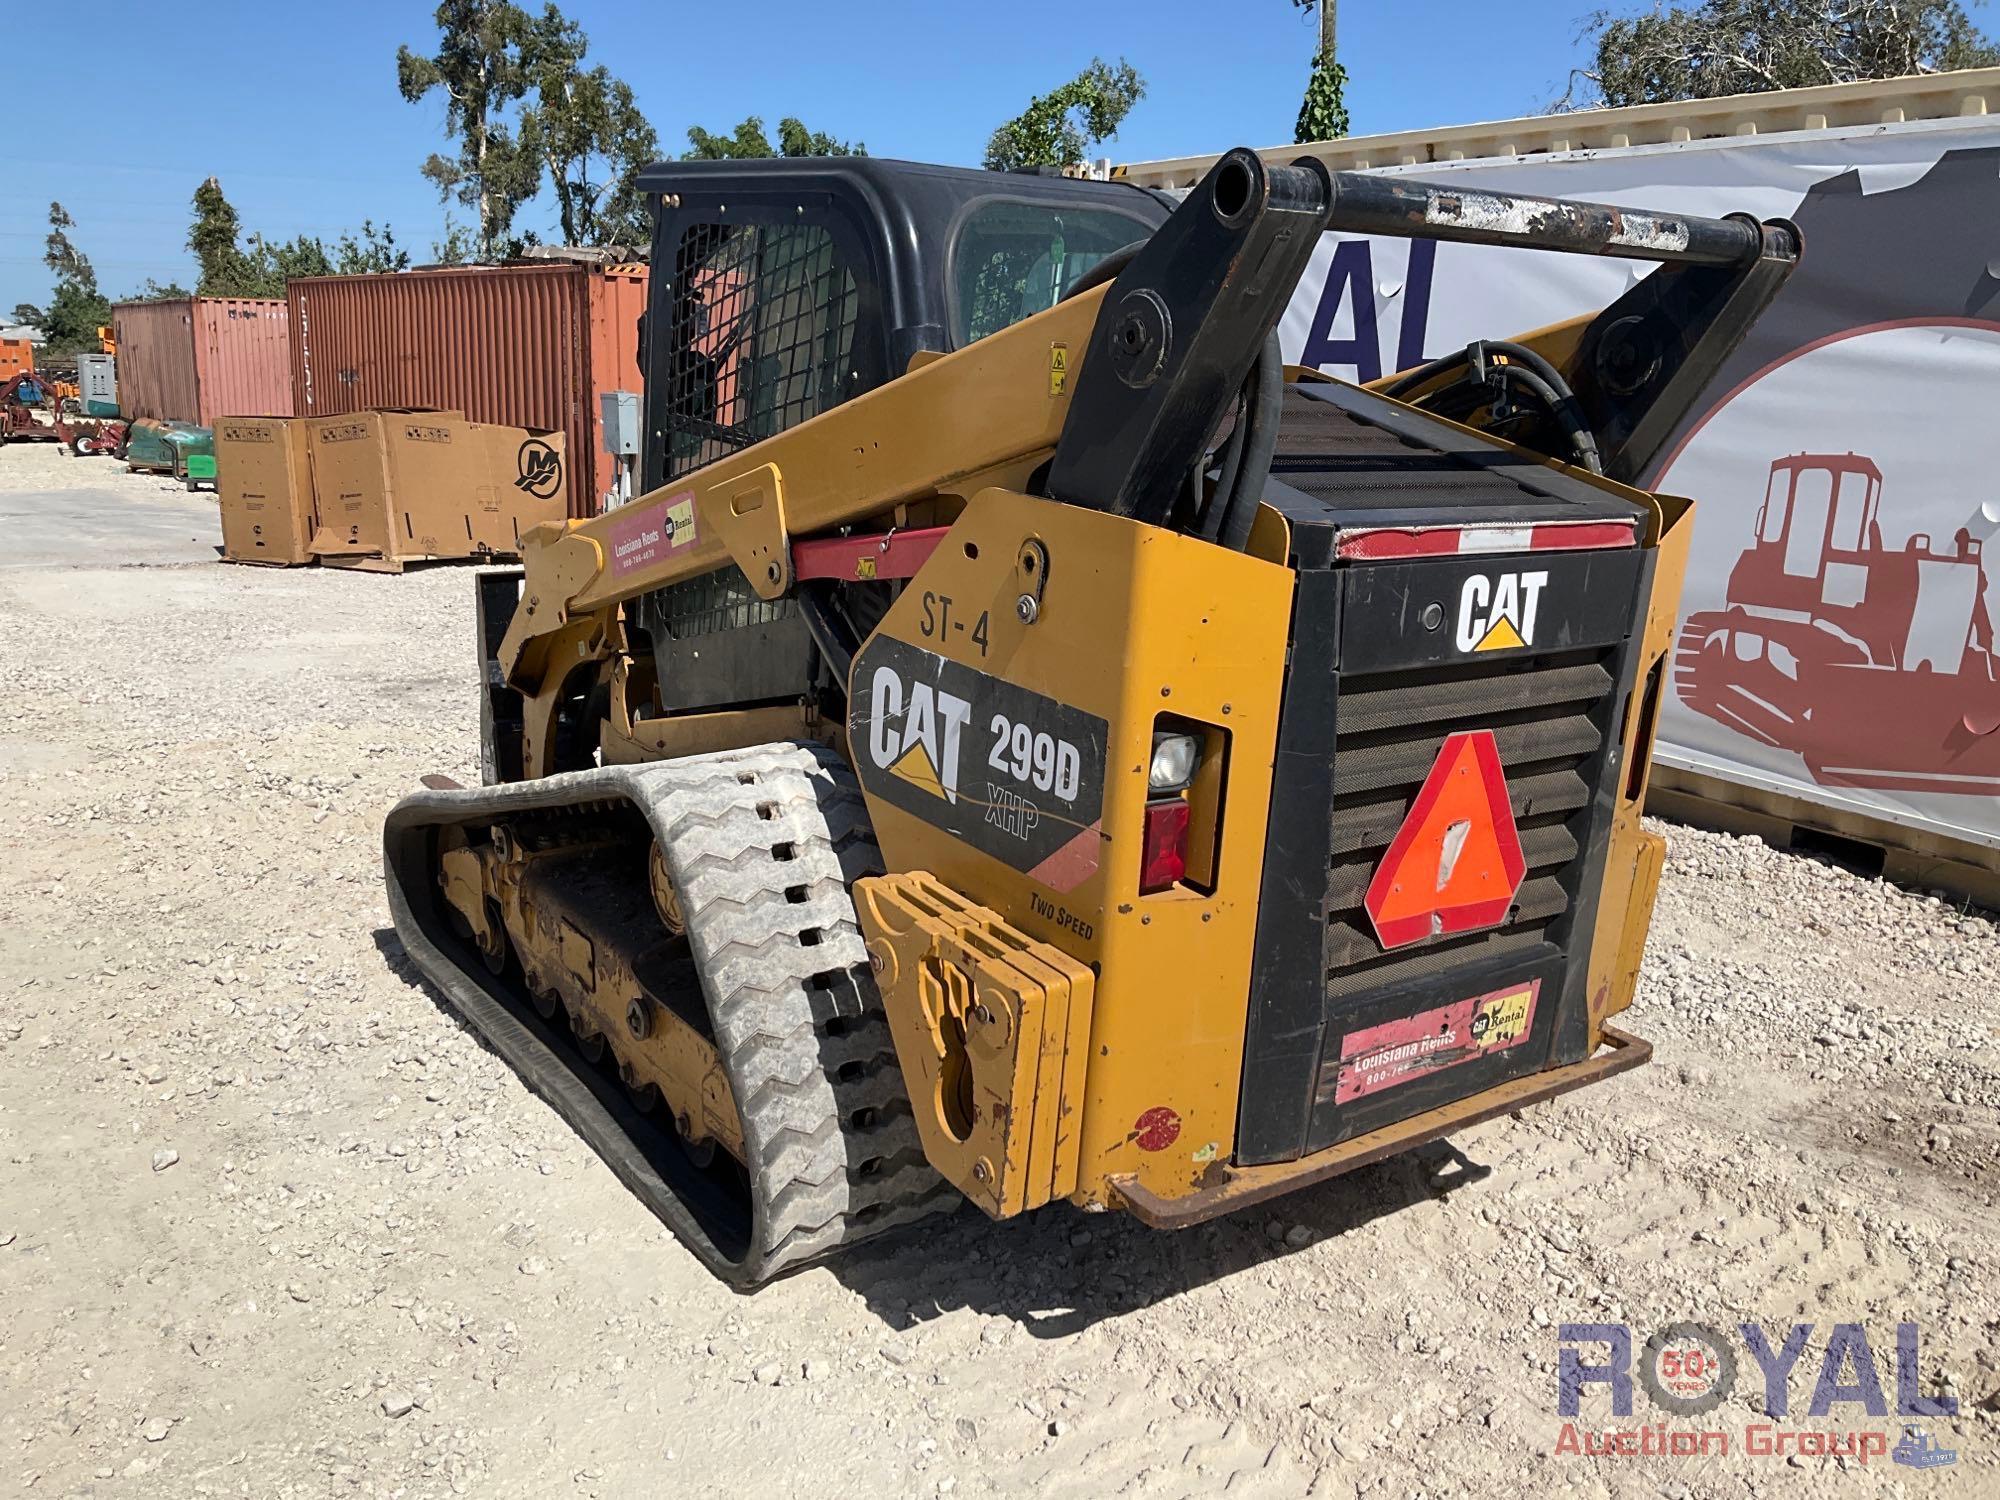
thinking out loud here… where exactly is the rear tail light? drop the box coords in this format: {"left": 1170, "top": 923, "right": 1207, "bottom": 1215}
{"left": 1139, "top": 797, "right": 1191, "bottom": 894}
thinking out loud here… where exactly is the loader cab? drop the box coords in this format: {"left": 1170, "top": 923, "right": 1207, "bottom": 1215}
{"left": 633, "top": 157, "right": 1169, "bottom": 491}
{"left": 1729, "top": 453, "right": 1888, "bottom": 634}
{"left": 1750, "top": 452, "right": 1884, "bottom": 582}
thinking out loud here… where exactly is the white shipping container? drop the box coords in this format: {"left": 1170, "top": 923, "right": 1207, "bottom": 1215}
{"left": 1118, "top": 69, "right": 2000, "bottom": 888}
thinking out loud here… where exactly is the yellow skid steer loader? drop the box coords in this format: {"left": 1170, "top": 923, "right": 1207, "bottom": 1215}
{"left": 382, "top": 149, "right": 1797, "bottom": 1284}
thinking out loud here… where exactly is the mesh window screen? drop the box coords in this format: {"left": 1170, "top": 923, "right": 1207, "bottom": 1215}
{"left": 663, "top": 220, "right": 861, "bottom": 481}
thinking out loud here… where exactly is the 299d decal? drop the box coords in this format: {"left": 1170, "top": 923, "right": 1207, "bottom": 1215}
{"left": 849, "top": 636, "right": 1107, "bottom": 883}
{"left": 985, "top": 713, "right": 1083, "bottom": 802}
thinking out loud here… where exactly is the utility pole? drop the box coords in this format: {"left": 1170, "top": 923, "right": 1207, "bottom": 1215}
{"left": 1294, "top": 0, "right": 1348, "bottom": 144}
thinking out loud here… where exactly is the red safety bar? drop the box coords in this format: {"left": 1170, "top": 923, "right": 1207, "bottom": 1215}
{"left": 791, "top": 526, "right": 952, "bottom": 583}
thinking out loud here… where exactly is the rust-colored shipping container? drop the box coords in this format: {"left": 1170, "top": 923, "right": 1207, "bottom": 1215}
{"left": 194, "top": 299, "right": 294, "bottom": 420}
{"left": 588, "top": 266, "right": 648, "bottom": 506}
{"left": 287, "top": 262, "right": 647, "bottom": 518}
{"left": 111, "top": 298, "right": 293, "bottom": 424}
{"left": 110, "top": 301, "right": 197, "bottom": 422}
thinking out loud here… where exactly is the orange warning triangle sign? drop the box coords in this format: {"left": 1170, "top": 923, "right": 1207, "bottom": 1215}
{"left": 1364, "top": 730, "right": 1526, "bottom": 950}
{"left": 888, "top": 742, "right": 948, "bottom": 801}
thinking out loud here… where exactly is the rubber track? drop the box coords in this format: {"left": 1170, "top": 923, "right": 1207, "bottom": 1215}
{"left": 383, "top": 742, "right": 958, "bottom": 1286}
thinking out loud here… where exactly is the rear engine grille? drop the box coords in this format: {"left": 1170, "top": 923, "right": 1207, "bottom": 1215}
{"left": 1273, "top": 386, "right": 1568, "bottom": 513}
{"left": 1325, "top": 646, "right": 1616, "bottom": 999}
{"left": 1236, "top": 378, "right": 1650, "bottom": 1165}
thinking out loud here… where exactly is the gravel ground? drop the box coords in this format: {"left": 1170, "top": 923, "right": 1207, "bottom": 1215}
{"left": 1, "top": 441, "right": 1995, "bottom": 1498}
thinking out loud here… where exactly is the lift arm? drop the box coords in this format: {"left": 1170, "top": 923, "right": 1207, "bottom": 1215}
{"left": 496, "top": 150, "right": 1331, "bottom": 712}
{"left": 494, "top": 153, "right": 1798, "bottom": 772}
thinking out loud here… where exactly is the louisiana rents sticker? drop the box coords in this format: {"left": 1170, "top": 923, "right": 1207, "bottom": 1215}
{"left": 848, "top": 635, "right": 1109, "bottom": 891}
{"left": 1332, "top": 978, "right": 1540, "bottom": 1105}
{"left": 607, "top": 491, "right": 697, "bottom": 576}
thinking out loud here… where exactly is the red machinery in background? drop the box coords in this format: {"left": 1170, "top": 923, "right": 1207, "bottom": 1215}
{"left": 0, "top": 371, "right": 60, "bottom": 444}
{"left": 1677, "top": 451, "right": 2000, "bottom": 794}
{"left": 0, "top": 371, "right": 128, "bottom": 456}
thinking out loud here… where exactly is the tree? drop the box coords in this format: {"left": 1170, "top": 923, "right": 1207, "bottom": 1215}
{"left": 45, "top": 202, "right": 96, "bottom": 292}
{"left": 776, "top": 118, "right": 860, "bottom": 158}
{"left": 35, "top": 203, "right": 113, "bottom": 355}
{"left": 983, "top": 59, "right": 1145, "bottom": 172}
{"left": 332, "top": 221, "right": 412, "bottom": 274}
{"left": 38, "top": 283, "right": 115, "bottom": 354}
{"left": 189, "top": 178, "right": 319, "bottom": 296}
{"left": 188, "top": 179, "right": 412, "bottom": 297}
{"left": 131, "top": 279, "right": 194, "bottom": 301}
{"left": 250, "top": 235, "right": 337, "bottom": 288}
{"left": 1565, "top": 0, "right": 2000, "bottom": 109}
{"left": 190, "top": 177, "right": 259, "bottom": 294}
{"left": 518, "top": 5, "right": 660, "bottom": 246}
{"left": 682, "top": 114, "right": 863, "bottom": 160}
{"left": 11, "top": 303, "right": 41, "bottom": 327}
{"left": 431, "top": 219, "right": 477, "bottom": 266}
{"left": 1291, "top": 0, "right": 1350, "bottom": 142}
{"left": 398, "top": 0, "right": 540, "bottom": 258}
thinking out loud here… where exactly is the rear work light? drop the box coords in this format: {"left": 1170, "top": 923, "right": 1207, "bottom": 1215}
{"left": 1148, "top": 731, "right": 1200, "bottom": 792}
{"left": 1139, "top": 797, "right": 1192, "bottom": 894}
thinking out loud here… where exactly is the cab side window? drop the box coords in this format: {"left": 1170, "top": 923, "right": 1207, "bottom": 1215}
{"left": 662, "top": 220, "right": 862, "bottom": 481}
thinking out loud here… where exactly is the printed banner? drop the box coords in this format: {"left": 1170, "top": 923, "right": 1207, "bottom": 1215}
{"left": 1279, "top": 120, "right": 2000, "bottom": 852}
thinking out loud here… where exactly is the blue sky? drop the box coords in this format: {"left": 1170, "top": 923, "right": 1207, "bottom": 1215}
{"left": 4, "top": 0, "right": 1606, "bottom": 311}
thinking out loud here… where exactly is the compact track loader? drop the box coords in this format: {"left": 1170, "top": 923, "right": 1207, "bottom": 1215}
{"left": 383, "top": 149, "right": 1798, "bottom": 1285}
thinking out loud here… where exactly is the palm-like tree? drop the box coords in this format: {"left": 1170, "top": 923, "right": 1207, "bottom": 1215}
{"left": 1293, "top": 0, "right": 1348, "bottom": 143}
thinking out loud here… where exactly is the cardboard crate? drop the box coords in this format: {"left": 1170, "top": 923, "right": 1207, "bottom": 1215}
{"left": 216, "top": 416, "right": 316, "bottom": 566}
{"left": 469, "top": 421, "right": 571, "bottom": 553}
{"left": 305, "top": 410, "right": 564, "bottom": 572}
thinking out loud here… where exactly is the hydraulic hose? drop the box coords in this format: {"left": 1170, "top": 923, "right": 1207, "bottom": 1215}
{"left": 1215, "top": 333, "right": 1284, "bottom": 553}
{"left": 796, "top": 583, "right": 858, "bottom": 685}
{"left": 1386, "top": 339, "right": 1602, "bottom": 474}
{"left": 1383, "top": 337, "right": 1567, "bottom": 403}
{"left": 1198, "top": 390, "right": 1249, "bottom": 543}
{"left": 1428, "top": 363, "right": 1603, "bottom": 475}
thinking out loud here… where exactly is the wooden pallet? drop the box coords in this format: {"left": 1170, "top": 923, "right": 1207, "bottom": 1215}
{"left": 1647, "top": 764, "right": 2000, "bottom": 911}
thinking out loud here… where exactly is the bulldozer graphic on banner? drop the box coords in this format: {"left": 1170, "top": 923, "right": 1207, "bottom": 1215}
{"left": 1676, "top": 451, "right": 2000, "bottom": 794}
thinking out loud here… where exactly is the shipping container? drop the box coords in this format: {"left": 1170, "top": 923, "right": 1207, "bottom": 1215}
{"left": 110, "top": 297, "right": 293, "bottom": 424}
{"left": 587, "top": 266, "right": 648, "bottom": 506}
{"left": 109, "top": 302, "right": 197, "bottom": 422}
{"left": 193, "top": 299, "right": 293, "bottom": 419}
{"left": 1111, "top": 64, "right": 2000, "bottom": 187}
{"left": 288, "top": 262, "right": 648, "bottom": 518}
